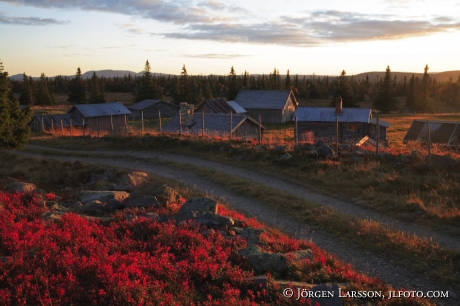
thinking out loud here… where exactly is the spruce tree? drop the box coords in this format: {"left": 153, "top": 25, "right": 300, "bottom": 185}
{"left": 285, "top": 69, "right": 291, "bottom": 90}
{"left": 336, "top": 70, "right": 357, "bottom": 107}
{"left": 36, "top": 73, "right": 54, "bottom": 105}
{"left": 418, "top": 64, "right": 434, "bottom": 111}
{"left": 68, "top": 67, "right": 87, "bottom": 104}
{"left": 373, "top": 66, "right": 397, "bottom": 112}
{"left": 227, "top": 66, "right": 238, "bottom": 100}
{"left": 89, "top": 72, "right": 106, "bottom": 103}
{"left": 19, "top": 73, "right": 34, "bottom": 106}
{"left": 135, "top": 60, "right": 162, "bottom": 102}
{"left": 0, "top": 60, "right": 32, "bottom": 150}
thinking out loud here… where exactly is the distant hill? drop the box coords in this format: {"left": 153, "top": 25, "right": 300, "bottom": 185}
{"left": 9, "top": 69, "right": 460, "bottom": 82}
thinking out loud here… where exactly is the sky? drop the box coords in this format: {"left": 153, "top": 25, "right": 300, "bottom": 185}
{"left": 1, "top": 0, "right": 460, "bottom": 77}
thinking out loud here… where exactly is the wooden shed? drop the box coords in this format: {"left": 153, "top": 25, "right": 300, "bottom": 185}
{"left": 128, "top": 100, "right": 179, "bottom": 119}
{"left": 162, "top": 113, "right": 265, "bottom": 139}
{"left": 196, "top": 98, "right": 248, "bottom": 114}
{"left": 294, "top": 103, "right": 390, "bottom": 143}
{"left": 68, "top": 102, "right": 131, "bottom": 136}
{"left": 233, "top": 90, "right": 297, "bottom": 124}
{"left": 403, "top": 120, "right": 460, "bottom": 146}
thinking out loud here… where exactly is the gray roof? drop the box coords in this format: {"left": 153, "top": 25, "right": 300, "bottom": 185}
{"left": 404, "top": 120, "right": 460, "bottom": 144}
{"left": 70, "top": 102, "right": 131, "bottom": 118}
{"left": 294, "top": 107, "right": 372, "bottom": 123}
{"left": 370, "top": 118, "right": 391, "bottom": 128}
{"left": 33, "top": 113, "right": 83, "bottom": 128}
{"left": 163, "top": 113, "right": 264, "bottom": 134}
{"left": 234, "top": 90, "right": 295, "bottom": 109}
{"left": 128, "top": 100, "right": 162, "bottom": 111}
{"left": 227, "top": 101, "right": 247, "bottom": 114}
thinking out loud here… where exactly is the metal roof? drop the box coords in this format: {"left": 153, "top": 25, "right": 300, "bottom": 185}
{"left": 370, "top": 118, "right": 391, "bottom": 128}
{"left": 70, "top": 102, "right": 131, "bottom": 118}
{"left": 234, "top": 90, "right": 295, "bottom": 109}
{"left": 203, "top": 98, "right": 235, "bottom": 113}
{"left": 294, "top": 107, "right": 372, "bottom": 123}
{"left": 227, "top": 101, "right": 247, "bottom": 114}
{"left": 163, "top": 113, "right": 264, "bottom": 134}
{"left": 128, "top": 100, "right": 162, "bottom": 111}
{"left": 403, "top": 120, "right": 460, "bottom": 144}
{"left": 33, "top": 113, "right": 83, "bottom": 128}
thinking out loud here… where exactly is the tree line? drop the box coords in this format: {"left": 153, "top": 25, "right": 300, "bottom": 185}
{"left": 10, "top": 60, "right": 460, "bottom": 113}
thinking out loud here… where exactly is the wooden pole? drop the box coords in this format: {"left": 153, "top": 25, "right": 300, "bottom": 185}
{"left": 335, "top": 118, "right": 339, "bottom": 155}
{"left": 110, "top": 115, "right": 114, "bottom": 133}
{"left": 141, "top": 110, "right": 144, "bottom": 135}
{"left": 51, "top": 119, "right": 54, "bottom": 136}
{"left": 125, "top": 114, "right": 128, "bottom": 134}
{"left": 427, "top": 121, "right": 431, "bottom": 165}
{"left": 61, "top": 119, "right": 64, "bottom": 136}
{"left": 202, "top": 110, "right": 205, "bottom": 137}
{"left": 97, "top": 118, "right": 100, "bottom": 138}
{"left": 295, "top": 116, "right": 298, "bottom": 147}
{"left": 41, "top": 117, "right": 44, "bottom": 133}
{"left": 82, "top": 118, "right": 85, "bottom": 137}
{"left": 258, "top": 115, "right": 262, "bottom": 146}
{"left": 158, "top": 110, "right": 162, "bottom": 133}
{"left": 70, "top": 119, "right": 72, "bottom": 138}
{"left": 179, "top": 111, "right": 182, "bottom": 136}
{"left": 376, "top": 117, "right": 380, "bottom": 155}
{"left": 229, "top": 112, "right": 233, "bottom": 139}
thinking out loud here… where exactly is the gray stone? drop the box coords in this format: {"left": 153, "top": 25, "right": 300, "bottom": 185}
{"left": 42, "top": 211, "right": 64, "bottom": 221}
{"left": 317, "top": 144, "right": 335, "bottom": 158}
{"left": 114, "top": 171, "right": 151, "bottom": 191}
{"left": 247, "top": 252, "right": 289, "bottom": 275}
{"left": 153, "top": 185, "right": 182, "bottom": 207}
{"left": 105, "top": 199, "right": 125, "bottom": 212}
{"left": 77, "top": 190, "right": 130, "bottom": 203}
{"left": 8, "top": 181, "right": 36, "bottom": 193}
{"left": 279, "top": 153, "right": 292, "bottom": 161}
{"left": 125, "top": 196, "right": 160, "bottom": 208}
{"left": 80, "top": 200, "right": 105, "bottom": 214}
{"left": 178, "top": 197, "right": 218, "bottom": 215}
{"left": 285, "top": 249, "right": 314, "bottom": 263}
{"left": 234, "top": 227, "right": 266, "bottom": 245}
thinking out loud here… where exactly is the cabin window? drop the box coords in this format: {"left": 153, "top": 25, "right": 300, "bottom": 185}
{"left": 347, "top": 124, "right": 359, "bottom": 132}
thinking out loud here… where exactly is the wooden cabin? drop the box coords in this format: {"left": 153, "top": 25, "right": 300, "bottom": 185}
{"left": 128, "top": 100, "right": 179, "bottom": 119}
{"left": 294, "top": 102, "right": 390, "bottom": 143}
{"left": 233, "top": 90, "right": 297, "bottom": 124}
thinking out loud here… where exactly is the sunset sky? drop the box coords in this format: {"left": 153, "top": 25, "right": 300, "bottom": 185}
{"left": 1, "top": 0, "right": 460, "bottom": 77}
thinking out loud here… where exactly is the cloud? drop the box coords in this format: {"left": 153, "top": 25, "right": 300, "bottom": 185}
{"left": 0, "top": 13, "right": 67, "bottom": 25}
{"left": 185, "top": 53, "right": 249, "bottom": 59}
{"left": 118, "top": 23, "right": 145, "bottom": 35}
{"left": 2, "top": 1, "right": 460, "bottom": 46}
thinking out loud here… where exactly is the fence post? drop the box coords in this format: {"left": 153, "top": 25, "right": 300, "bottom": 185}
{"left": 229, "top": 112, "right": 233, "bottom": 139}
{"left": 97, "top": 118, "right": 100, "bottom": 138}
{"left": 427, "top": 120, "right": 431, "bottom": 165}
{"left": 111, "top": 115, "right": 114, "bottom": 133}
{"left": 41, "top": 117, "right": 44, "bottom": 133}
{"left": 295, "top": 116, "right": 298, "bottom": 148}
{"left": 61, "top": 119, "right": 64, "bottom": 136}
{"left": 51, "top": 119, "right": 54, "bottom": 136}
{"left": 376, "top": 117, "right": 380, "bottom": 156}
{"left": 258, "top": 115, "right": 262, "bottom": 146}
{"left": 158, "top": 110, "right": 162, "bottom": 133}
{"left": 141, "top": 110, "right": 144, "bottom": 135}
{"left": 202, "top": 110, "right": 205, "bottom": 137}
{"left": 82, "top": 118, "right": 85, "bottom": 137}
{"left": 124, "top": 114, "right": 128, "bottom": 134}
{"left": 179, "top": 111, "right": 182, "bottom": 136}
{"left": 70, "top": 119, "right": 72, "bottom": 138}
{"left": 335, "top": 118, "right": 339, "bottom": 155}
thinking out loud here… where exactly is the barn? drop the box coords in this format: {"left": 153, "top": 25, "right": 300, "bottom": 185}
{"left": 196, "top": 98, "right": 247, "bottom": 114}
{"left": 128, "top": 99, "right": 179, "bottom": 119}
{"left": 68, "top": 102, "right": 131, "bottom": 136}
{"left": 294, "top": 102, "right": 390, "bottom": 143}
{"left": 403, "top": 120, "right": 460, "bottom": 146}
{"left": 233, "top": 90, "right": 297, "bottom": 124}
{"left": 162, "top": 113, "right": 264, "bottom": 139}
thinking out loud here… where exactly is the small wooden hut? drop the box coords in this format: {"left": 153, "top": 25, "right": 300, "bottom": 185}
{"left": 128, "top": 100, "right": 179, "bottom": 119}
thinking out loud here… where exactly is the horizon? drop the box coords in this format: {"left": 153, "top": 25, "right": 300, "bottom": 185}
{"left": 2, "top": 0, "right": 460, "bottom": 77}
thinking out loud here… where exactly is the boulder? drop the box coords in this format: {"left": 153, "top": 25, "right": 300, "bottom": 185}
{"left": 178, "top": 197, "right": 218, "bottom": 215}
{"left": 8, "top": 181, "right": 36, "bottom": 193}
{"left": 80, "top": 200, "right": 105, "bottom": 214}
{"left": 316, "top": 144, "right": 335, "bottom": 158}
{"left": 279, "top": 153, "right": 292, "bottom": 161}
{"left": 125, "top": 196, "right": 160, "bottom": 208}
{"left": 152, "top": 185, "right": 182, "bottom": 207}
{"left": 77, "top": 190, "right": 130, "bottom": 203}
{"left": 176, "top": 210, "right": 234, "bottom": 228}
{"left": 114, "top": 171, "right": 151, "bottom": 191}
{"left": 238, "top": 244, "right": 288, "bottom": 274}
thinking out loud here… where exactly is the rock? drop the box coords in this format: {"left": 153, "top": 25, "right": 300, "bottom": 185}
{"left": 233, "top": 227, "right": 266, "bottom": 245}
{"left": 125, "top": 196, "right": 160, "bottom": 208}
{"left": 80, "top": 200, "right": 105, "bottom": 214}
{"left": 8, "top": 181, "right": 36, "bottom": 193}
{"left": 153, "top": 185, "right": 182, "bottom": 207}
{"left": 178, "top": 197, "right": 218, "bottom": 215}
{"left": 285, "top": 249, "right": 314, "bottom": 263}
{"left": 275, "top": 145, "right": 291, "bottom": 153}
{"left": 245, "top": 275, "right": 269, "bottom": 291}
{"left": 105, "top": 199, "right": 125, "bottom": 212}
{"left": 143, "top": 212, "right": 159, "bottom": 220}
{"left": 114, "top": 171, "right": 151, "bottom": 191}
{"left": 77, "top": 190, "right": 130, "bottom": 203}
{"left": 316, "top": 144, "right": 335, "bottom": 158}
{"left": 279, "top": 153, "right": 292, "bottom": 161}
{"left": 42, "top": 211, "right": 64, "bottom": 221}
{"left": 43, "top": 201, "right": 60, "bottom": 210}
{"left": 247, "top": 251, "right": 289, "bottom": 275}
{"left": 238, "top": 244, "right": 263, "bottom": 257}
{"left": 176, "top": 210, "right": 234, "bottom": 228}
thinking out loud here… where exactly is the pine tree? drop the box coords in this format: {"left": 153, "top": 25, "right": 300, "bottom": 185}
{"left": 285, "top": 69, "right": 291, "bottom": 90}
{"left": 89, "top": 72, "right": 106, "bottom": 103}
{"left": 174, "top": 64, "right": 189, "bottom": 103}
{"left": 135, "top": 60, "right": 162, "bottom": 102}
{"left": 336, "top": 70, "right": 357, "bottom": 107}
{"left": 0, "top": 60, "right": 32, "bottom": 149}
{"left": 35, "top": 73, "right": 54, "bottom": 105}
{"left": 227, "top": 66, "right": 238, "bottom": 100}
{"left": 68, "top": 67, "right": 87, "bottom": 104}
{"left": 19, "top": 73, "right": 34, "bottom": 105}
{"left": 418, "top": 64, "right": 434, "bottom": 111}
{"left": 373, "top": 66, "right": 397, "bottom": 112}
{"left": 406, "top": 75, "right": 417, "bottom": 109}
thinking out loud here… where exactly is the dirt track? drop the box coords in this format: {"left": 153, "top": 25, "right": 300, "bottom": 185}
{"left": 15, "top": 144, "right": 460, "bottom": 304}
